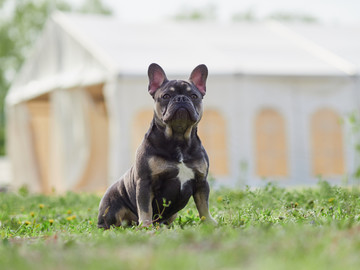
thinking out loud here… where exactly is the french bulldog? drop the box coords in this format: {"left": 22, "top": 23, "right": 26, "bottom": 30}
{"left": 97, "top": 63, "right": 217, "bottom": 229}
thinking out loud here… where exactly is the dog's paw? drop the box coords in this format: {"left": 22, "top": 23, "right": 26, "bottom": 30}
{"left": 200, "top": 216, "right": 218, "bottom": 226}
{"left": 139, "top": 219, "right": 153, "bottom": 227}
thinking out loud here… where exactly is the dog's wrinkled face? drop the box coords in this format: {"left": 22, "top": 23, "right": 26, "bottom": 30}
{"left": 148, "top": 64, "right": 208, "bottom": 136}
{"left": 154, "top": 80, "right": 202, "bottom": 133}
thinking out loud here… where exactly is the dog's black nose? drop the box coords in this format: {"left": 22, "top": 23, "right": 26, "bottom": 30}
{"left": 175, "top": 95, "right": 190, "bottom": 103}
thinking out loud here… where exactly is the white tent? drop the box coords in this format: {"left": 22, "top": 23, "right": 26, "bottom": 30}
{"left": 6, "top": 12, "right": 360, "bottom": 193}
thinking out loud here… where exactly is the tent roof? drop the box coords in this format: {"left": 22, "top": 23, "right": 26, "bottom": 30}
{"left": 7, "top": 12, "right": 360, "bottom": 105}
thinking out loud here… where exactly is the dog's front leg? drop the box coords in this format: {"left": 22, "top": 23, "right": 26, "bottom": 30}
{"left": 136, "top": 179, "right": 153, "bottom": 226}
{"left": 193, "top": 180, "right": 217, "bottom": 225}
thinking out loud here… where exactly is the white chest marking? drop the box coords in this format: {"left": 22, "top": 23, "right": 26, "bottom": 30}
{"left": 177, "top": 162, "right": 194, "bottom": 184}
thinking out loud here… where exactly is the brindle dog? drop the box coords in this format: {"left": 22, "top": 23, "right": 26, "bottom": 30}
{"left": 98, "top": 63, "right": 217, "bottom": 228}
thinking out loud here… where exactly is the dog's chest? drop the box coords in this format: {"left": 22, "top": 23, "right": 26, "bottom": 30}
{"left": 176, "top": 148, "right": 194, "bottom": 184}
{"left": 177, "top": 162, "right": 194, "bottom": 184}
{"left": 148, "top": 148, "right": 205, "bottom": 184}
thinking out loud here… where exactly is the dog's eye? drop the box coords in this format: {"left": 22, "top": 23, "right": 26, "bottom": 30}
{"left": 162, "top": 94, "right": 171, "bottom": 99}
{"left": 191, "top": 94, "right": 198, "bottom": 99}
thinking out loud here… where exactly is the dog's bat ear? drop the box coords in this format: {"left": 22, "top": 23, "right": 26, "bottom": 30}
{"left": 189, "top": 64, "right": 208, "bottom": 96}
{"left": 148, "top": 63, "right": 168, "bottom": 96}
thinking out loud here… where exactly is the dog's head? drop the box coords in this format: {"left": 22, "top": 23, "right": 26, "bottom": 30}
{"left": 148, "top": 63, "right": 208, "bottom": 138}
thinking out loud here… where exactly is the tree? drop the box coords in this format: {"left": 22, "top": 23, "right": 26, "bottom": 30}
{"left": 232, "top": 10, "right": 257, "bottom": 22}
{"left": 231, "top": 9, "right": 319, "bottom": 23}
{"left": 267, "top": 12, "right": 318, "bottom": 23}
{"left": 0, "top": 0, "right": 112, "bottom": 155}
{"left": 172, "top": 4, "right": 217, "bottom": 21}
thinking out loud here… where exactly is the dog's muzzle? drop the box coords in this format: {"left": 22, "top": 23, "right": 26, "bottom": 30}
{"left": 163, "top": 96, "right": 198, "bottom": 123}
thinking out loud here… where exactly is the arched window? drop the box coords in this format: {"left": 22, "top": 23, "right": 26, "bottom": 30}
{"left": 132, "top": 109, "right": 229, "bottom": 177}
{"left": 255, "top": 108, "right": 288, "bottom": 178}
{"left": 311, "top": 108, "right": 344, "bottom": 176}
{"left": 198, "top": 109, "right": 229, "bottom": 177}
{"left": 132, "top": 109, "right": 153, "bottom": 156}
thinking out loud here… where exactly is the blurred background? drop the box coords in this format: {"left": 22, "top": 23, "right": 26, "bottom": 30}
{"left": 1, "top": 0, "right": 360, "bottom": 193}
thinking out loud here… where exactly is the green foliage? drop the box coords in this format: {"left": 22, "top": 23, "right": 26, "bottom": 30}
{"left": 232, "top": 9, "right": 319, "bottom": 22}
{"left": 173, "top": 4, "right": 217, "bottom": 21}
{"left": 0, "top": 0, "right": 111, "bottom": 155}
{"left": 1, "top": 182, "right": 360, "bottom": 269}
{"left": 267, "top": 12, "right": 318, "bottom": 23}
{"left": 232, "top": 10, "right": 257, "bottom": 22}
{"left": 173, "top": 5, "right": 319, "bottom": 23}
{"left": 77, "top": 0, "right": 111, "bottom": 15}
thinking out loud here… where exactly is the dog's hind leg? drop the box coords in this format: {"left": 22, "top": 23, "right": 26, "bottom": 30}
{"left": 115, "top": 208, "right": 138, "bottom": 227}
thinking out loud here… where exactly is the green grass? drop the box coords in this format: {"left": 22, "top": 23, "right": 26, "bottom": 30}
{"left": 1, "top": 181, "right": 360, "bottom": 270}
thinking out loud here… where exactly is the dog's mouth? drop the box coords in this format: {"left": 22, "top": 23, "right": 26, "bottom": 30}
{"left": 173, "top": 107, "right": 189, "bottom": 120}
{"left": 163, "top": 105, "right": 198, "bottom": 124}
{"left": 167, "top": 107, "right": 194, "bottom": 133}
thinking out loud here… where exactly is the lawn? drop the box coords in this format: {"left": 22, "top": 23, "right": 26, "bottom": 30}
{"left": 1, "top": 181, "right": 360, "bottom": 270}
